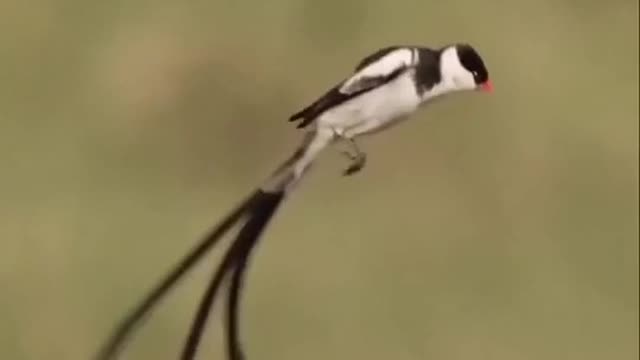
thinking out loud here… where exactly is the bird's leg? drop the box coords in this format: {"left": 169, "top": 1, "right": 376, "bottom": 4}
{"left": 340, "top": 137, "right": 367, "bottom": 176}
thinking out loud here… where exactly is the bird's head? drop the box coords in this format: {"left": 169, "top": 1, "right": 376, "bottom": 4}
{"left": 440, "top": 43, "right": 493, "bottom": 93}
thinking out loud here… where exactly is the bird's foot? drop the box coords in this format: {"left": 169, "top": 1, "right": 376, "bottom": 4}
{"left": 341, "top": 151, "right": 367, "bottom": 176}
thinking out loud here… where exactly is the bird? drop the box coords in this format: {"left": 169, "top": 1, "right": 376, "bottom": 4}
{"left": 286, "top": 43, "right": 492, "bottom": 178}
{"left": 95, "top": 43, "right": 492, "bottom": 360}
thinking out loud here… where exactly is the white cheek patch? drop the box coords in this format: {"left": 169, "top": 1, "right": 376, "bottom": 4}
{"left": 456, "top": 71, "right": 476, "bottom": 89}
{"left": 440, "top": 47, "right": 476, "bottom": 90}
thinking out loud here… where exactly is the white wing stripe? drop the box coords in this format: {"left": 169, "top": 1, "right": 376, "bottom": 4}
{"left": 339, "top": 48, "right": 415, "bottom": 94}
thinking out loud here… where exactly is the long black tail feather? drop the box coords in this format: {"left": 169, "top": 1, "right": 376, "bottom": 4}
{"left": 225, "top": 252, "right": 250, "bottom": 360}
{"left": 95, "top": 191, "right": 262, "bottom": 360}
{"left": 225, "top": 192, "right": 286, "bottom": 360}
{"left": 96, "top": 130, "right": 313, "bottom": 360}
{"left": 181, "top": 190, "right": 286, "bottom": 360}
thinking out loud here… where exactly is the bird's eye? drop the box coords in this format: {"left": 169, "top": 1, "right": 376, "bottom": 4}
{"left": 472, "top": 71, "right": 478, "bottom": 77}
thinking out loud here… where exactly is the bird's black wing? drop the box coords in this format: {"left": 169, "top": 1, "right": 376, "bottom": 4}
{"left": 287, "top": 85, "right": 363, "bottom": 129}
{"left": 288, "top": 47, "right": 416, "bottom": 129}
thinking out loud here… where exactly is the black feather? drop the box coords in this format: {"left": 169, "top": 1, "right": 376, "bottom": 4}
{"left": 181, "top": 191, "right": 285, "bottom": 360}
{"left": 94, "top": 191, "right": 261, "bottom": 360}
{"left": 288, "top": 46, "right": 413, "bottom": 129}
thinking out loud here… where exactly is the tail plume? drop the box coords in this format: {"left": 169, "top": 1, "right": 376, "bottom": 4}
{"left": 95, "top": 134, "right": 318, "bottom": 360}
{"left": 181, "top": 191, "right": 285, "bottom": 360}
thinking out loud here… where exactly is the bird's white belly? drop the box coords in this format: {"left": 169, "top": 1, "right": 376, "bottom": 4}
{"left": 317, "top": 71, "right": 420, "bottom": 137}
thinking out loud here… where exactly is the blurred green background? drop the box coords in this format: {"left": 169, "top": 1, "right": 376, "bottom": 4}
{"left": 0, "top": 0, "right": 638, "bottom": 359}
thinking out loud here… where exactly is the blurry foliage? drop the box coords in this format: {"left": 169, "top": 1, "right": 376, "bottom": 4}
{"left": 0, "top": 0, "right": 638, "bottom": 359}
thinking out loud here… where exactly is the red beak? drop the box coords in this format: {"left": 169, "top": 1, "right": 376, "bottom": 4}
{"left": 479, "top": 80, "right": 493, "bottom": 93}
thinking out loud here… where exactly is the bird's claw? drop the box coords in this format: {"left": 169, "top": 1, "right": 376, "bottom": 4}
{"left": 342, "top": 153, "right": 366, "bottom": 176}
{"left": 341, "top": 150, "right": 357, "bottom": 160}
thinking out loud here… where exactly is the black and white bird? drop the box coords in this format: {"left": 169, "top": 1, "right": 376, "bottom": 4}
{"left": 286, "top": 43, "right": 492, "bottom": 179}
{"left": 96, "top": 43, "right": 492, "bottom": 360}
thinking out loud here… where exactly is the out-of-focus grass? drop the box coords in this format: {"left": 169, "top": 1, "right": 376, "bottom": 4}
{"left": 0, "top": 0, "right": 637, "bottom": 359}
